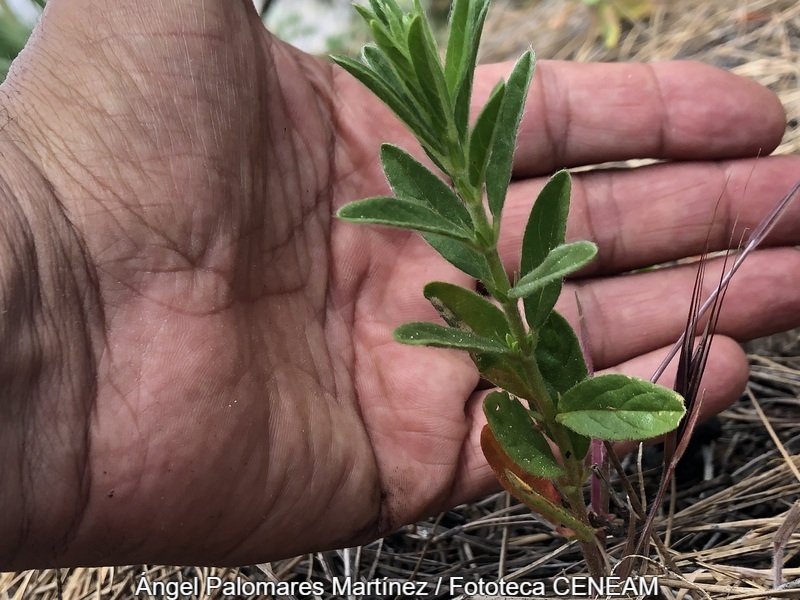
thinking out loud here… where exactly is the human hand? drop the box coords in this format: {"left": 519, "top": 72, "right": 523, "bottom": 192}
{"left": 1, "top": 0, "right": 798, "bottom": 569}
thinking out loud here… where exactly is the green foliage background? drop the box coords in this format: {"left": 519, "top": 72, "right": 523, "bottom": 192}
{"left": 0, "top": 0, "right": 44, "bottom": 82}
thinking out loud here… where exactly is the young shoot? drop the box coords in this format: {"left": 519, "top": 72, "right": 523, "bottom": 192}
{"left": 333, "top": 0, "right": 688, "bottom": 577}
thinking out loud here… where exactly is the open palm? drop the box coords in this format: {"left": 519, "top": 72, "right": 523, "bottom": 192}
{"left": 2, "top": 0, "right": 799, "bottom": 569}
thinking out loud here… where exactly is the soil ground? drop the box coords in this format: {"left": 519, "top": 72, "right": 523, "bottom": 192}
{"left": 2, "top": 1, "right": 799, "bottom": 598}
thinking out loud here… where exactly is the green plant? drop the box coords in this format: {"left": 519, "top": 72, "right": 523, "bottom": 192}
{"left": 0, "top": 0, "right": 45, "bottom": 82}
{"left": 332, "top": 0, "right": 688, "bottom": 576}
{"left": 582, "top": 0, "right": 653, "bottom": 48}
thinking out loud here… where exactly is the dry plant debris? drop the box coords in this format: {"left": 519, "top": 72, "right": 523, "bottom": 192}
{"left": 2, "top": 1, "right": 799, "bottom": 598}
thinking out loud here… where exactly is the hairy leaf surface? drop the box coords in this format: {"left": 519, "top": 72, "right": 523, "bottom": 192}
{"left": 556, "top": 374, "right": 686, "bottom": 441}
{"left": 483, "top": 391, "right": 564, "bottom": 478}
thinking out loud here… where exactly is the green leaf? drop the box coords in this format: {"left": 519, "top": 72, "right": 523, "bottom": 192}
{"left": 380, "top": 144, "right": 471, "bottom": 229}
{"left": 468, "top": 81, "right": 505, "bottom": 187}
{"left": 353, "top": 49, "right": 443, "bottom": 154}
{"left": 360, "top": 46, "right": 406, "bottom": 97}
{"left": 370, "top": 21, "right": 417, "bottom": 92}
{"left": 483, "top": 391, "right": 564, "bottom": 479}
{"left": 474, "top": 353, "right": 532, "bottom": 399}
{"left": 522, "top": 170, "right": 572, "bottom": 329}
{"left": 508, "top": 241, "right": 598, "bottom": 300}
{"left": 420, "top": 146, "right": 451, "bottom": 178}
{"left": 421, "top": 233, "right": 493, "bottom": 281}
{"left": 353, "top": 4, "right": 378, "bottom": 26}
{"left": 443, "top": 0, "right": 473, "bottom": 95}
{"left": 420, "top": 284, "right": 532, "bottom": 398}
{"left": 445, "top": 0, "right": 490, "bottom": 94}
{"left": 338, "top": 197, "right": 473, "bottom": 240}
{"left": 366, "top": 0, "right": 389, "bottom": 26}
{"left": 412, "top": 0, "right": 451, "bottom": 97}
{"left": 566, "top": 429, "right": 591, "bottom": 461}
{"left": 364, "top": 0, "right": 405, "bottom": 39}
{"left": 332, "top": 55, "right": 438, "bottom": 151}
{"left": 556, "top": 374, "right": 686, "bottom": 441}
{"left": 394, "top": 322, "right": 511, "bottom": 354}
{"left": 501, "top": 469, "right": 593, "bottom": 538}
{"left": 451, "top": 0, "right": 491, "bottom": 142}
{"left": 535, "top": 310, "right": 588, "bottom": 397}
{"left": 407, "top": 16, "right": 450, "bottom": 127}
{"left": 424, "top": 281, "right": 511, "bottom": 341}
{"left": 485, "top": 50, "right": 535, "bottom": 221}
{"left": 376, "top": 0, "right": 404, "bottom": 23}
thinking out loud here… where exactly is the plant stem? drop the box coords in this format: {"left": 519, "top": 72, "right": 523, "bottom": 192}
{"left": 452, "top": 174, "right": 495, "bottom": 247}
{"left": 581, "top": 540, "right": 606, "bottom": 579}
{"left": 482, "top": 236, "right": 599, "bottom": 552}
{"left": 450, "top": 133, "right": 602, "bottom": 569}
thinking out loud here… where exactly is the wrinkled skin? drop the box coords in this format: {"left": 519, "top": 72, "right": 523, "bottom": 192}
{"left": 1, "top": 0, "right": 799, "bottom": 569}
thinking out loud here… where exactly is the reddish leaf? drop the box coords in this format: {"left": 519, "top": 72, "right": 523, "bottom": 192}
{"left": 481, "top": 424, "right": 565, "bottom": 517}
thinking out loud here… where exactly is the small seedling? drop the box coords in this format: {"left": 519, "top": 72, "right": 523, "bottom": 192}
{"left": 582, "top": 0, "right": 653, "bottom": 48}
{"left": 332, "top": 0, "right": 799, "bottom": 577}
{"left": 332, "top": 0, "right": 683, "bottom": 575}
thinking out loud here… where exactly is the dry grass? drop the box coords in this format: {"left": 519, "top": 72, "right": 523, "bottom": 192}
{"left": 3, "top": 1, "right": 800, "bottom": 598}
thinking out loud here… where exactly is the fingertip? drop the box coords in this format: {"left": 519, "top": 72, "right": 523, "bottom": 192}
{"left": 656, "top": 61, "right": 786, "bottom": 159}
{"left": 491, "top": 59, "right": 789, "bottom": 173}
{"left": 696, "top": 335, "right": 749, "bottom": 418}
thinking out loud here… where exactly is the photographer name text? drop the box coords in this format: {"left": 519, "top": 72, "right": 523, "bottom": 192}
{"left": 135, "top": 574, "right": 659, "bottom": 598}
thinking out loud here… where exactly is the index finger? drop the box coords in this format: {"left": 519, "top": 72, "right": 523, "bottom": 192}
{"left": 473, "top": 60, "right": 786, "bottom": 174}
